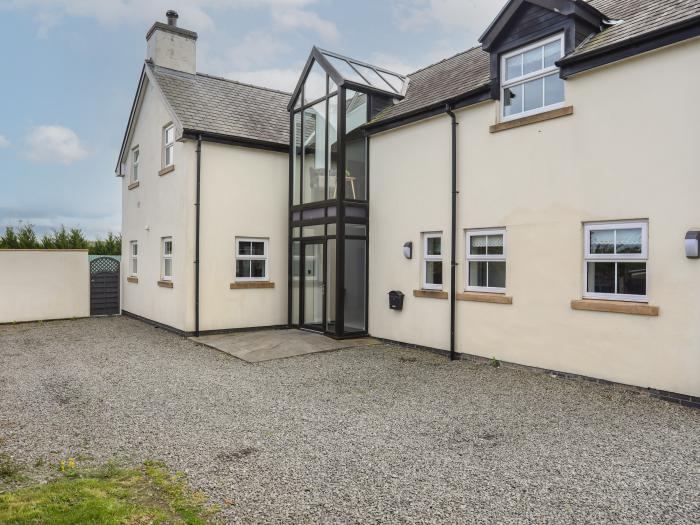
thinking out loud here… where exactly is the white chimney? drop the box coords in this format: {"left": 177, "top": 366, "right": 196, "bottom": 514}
{"left": 146, "top": 10, "right": 197, "bottom": 74}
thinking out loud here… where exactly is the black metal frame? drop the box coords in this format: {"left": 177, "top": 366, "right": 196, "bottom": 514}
{"left": 288, "top": 57, "right": 380, "bottom": 339}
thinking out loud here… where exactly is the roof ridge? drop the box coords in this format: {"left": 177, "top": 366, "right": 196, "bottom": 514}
{"left": 408, "top": 44, "right": 483, "bottom": 77}
{"left": 195, "top": 72, "right": 292, "bottom": 96}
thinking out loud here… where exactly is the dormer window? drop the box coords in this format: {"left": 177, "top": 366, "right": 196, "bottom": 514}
{"left": 501, "top": 34, "right": 565, "bottom": 121}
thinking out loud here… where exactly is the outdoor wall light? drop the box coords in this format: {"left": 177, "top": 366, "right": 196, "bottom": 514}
{"left": 403, "top": 242, "right": 413, "bottom": 260}
{"left": 685, "top": 231, "right": 700, "bottom": 258}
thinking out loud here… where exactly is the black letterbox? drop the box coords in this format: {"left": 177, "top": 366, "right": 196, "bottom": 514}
{"left": 389, "top": 291, "right": 405, "bottom": 311}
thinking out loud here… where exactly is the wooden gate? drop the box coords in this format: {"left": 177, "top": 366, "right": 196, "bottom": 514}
{"left": 90, "top": 257, "right": 120, "bottom": 316}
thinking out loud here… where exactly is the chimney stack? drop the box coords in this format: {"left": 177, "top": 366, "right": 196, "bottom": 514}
{"left": 146, "top": 10, "right": 197, "bottom": 74}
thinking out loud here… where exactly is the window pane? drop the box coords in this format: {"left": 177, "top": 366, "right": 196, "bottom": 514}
{"left": 506, "top": 55, "right": 522, "bottom": 80}
{"left": 164, "top": 258, "right": 173, "bottom": 277}
{"left": 165, "top": 145, "right": 174, "bottom": 166}
{"left": 470, "top": 235, "right": 487, "bottom": 255}
{"left": 504, "top": 84, "right": 523, "bottom": 117}
{"left": 344, "top": 239, "right": 367, "bottom": 333}
{"left": 303, "top": 61, "right": 327, "bottom": 103}
{"left": 164, "top": 241, "right": 172, "bottom": 255}
{"left": 544, "top": 73, "right": 565, "bottom": 106}
{"left": 251, "top": 260, "right": 266, "bottom": 278}
{"left": 587, "top": 262, "right": 615, "bottom": 294}
{"left": 238, "top": 241, "right": 252, "bottom": 255}
{"left": 469, "top": 261, "right": 487, "bottom": 287}
{"left": 292, "top": 241, "right": 300, "bottom": 325}
{"left": 618, "top": 263, "right": 646, "bottom": 295}
{"left": 427, "top": 237, "right": 441, "bottom": 256}
{"left": 590, "top": 230, "right": 614, "bottom": 254}
{"left": 486, "top": 235, "right": 504, "bottom": 255}
{"left": 236, "top": 260, "right": 250, "bottom": 278}
{"left": 328, "top": 95, "right": 338, "bottom": 200}
{"left": 524, "top": 77, "right": 544, "bottom": 112}
{"left": 303, "top": 224, "right": 325, "bottom": 237}
{"left": 327, "top": 238, "right": 336, "bottom": 331}
{"left": 544, "top": 41, "right": 561, "bottom": 68}
{"left": 523, "top": 46, "right": 542, "bottom": 75}
{"left": 132, "top": 259, "right": 137, "bottom": 275}
{"left": 293, "top": 112, "right": 301, "bottom": 205}
{"left": 426, "top": 261, "right": 442, "bottom": 286}
{"left": 324, "top": 55, "right": 366, "bottom": 85}
{"left": 488, "top": 262, "right": 506, "bottom": 288}
{"left": 346, "top": 224, "right": 367, "bottom": 236}
{"left": 616, "top": 228, "right": 642, "bottom": 254}
{"left": 379, "top": 72, "right": 405, "bottom": 93}
{"left": 165, "top": 127, "right": 174, "bottom": 144}
{"left": 251, "top": 242, "right": 265, "bottom": 256}
{"left": 132, "top": 243, "right": 138, "bottom": 256}
{"left": 303, "top": 101, "right": 326, "bottom": 204}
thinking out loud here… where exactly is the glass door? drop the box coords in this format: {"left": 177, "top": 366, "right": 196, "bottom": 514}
{"left": 301, "top": 240, "right": 325, "bottom": 332}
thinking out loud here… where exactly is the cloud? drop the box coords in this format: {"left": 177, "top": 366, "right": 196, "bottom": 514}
{"left": 393, "top": 0, "right": 499, "bottom": 35}
{"left": 220, "top": 67, "right": 302, "bottom": 92}
{"left": 0, "top": 207, "right": 121, "bottom": 240}
{"left": 272, "top": 8, "right": 339, "bottom": 41}
{"left": 0, "top": 135, "right": 10, "bottom": 148}
{"left": 23, "top": 125, "right": 87, "bottom": 165}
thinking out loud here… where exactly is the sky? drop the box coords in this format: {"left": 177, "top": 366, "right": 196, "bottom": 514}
{"left": 0, "top": 0, "right": 503, "bottom": 239}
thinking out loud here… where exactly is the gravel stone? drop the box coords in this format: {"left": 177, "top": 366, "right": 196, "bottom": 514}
{"left": 0, "top": 316, "right": 698, "bottom": 524}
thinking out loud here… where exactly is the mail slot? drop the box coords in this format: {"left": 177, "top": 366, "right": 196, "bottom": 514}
{"left": 389, "top": 291, "right": 405, "bottom": 311}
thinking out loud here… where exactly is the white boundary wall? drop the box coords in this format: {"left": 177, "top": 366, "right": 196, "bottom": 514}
{"left": 0, "top": 250, "right": 90, "bottom": 323}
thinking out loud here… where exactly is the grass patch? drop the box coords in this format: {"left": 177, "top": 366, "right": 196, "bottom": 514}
{"left": 0, "top": 460, "right": 220, "bottom": 524}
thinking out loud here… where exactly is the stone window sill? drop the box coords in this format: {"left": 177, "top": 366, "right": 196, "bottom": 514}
{"left": 159, "top": 165, "right": 175, "bottom": 177}
{"left": 490, "top": 106, "right": 574, "bottom": 133}
{"left": 413, "top": 289, "right": 448, "bottom": 300}
{"left": 457, "top": 292, "right": 512, "bottom": 305}
{"left": 128, "top": 181, "right": 140, "bottom": 190}
{"left": 127, "top": 276, "right": 138, "bottom": 284}
{"left": 571, "top": 299, "right": 659, "bottom": 317}
{"left": 230, "top": 281, "right": 275, "bottom": 289}
{"left": 157, "top": 280, "right": 174, "bottom": 288}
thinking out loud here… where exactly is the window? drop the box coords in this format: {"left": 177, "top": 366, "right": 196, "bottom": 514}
{"left": 130, "top": 241, "right": 138, "bottom": 276}
{"left": 584, "top": 221, "right": 648, "bottom": 301}
{"left": 466, "top": 229, "right": 506, "bottom": 293}
{"left": 161, "top": 237, "right": 173, "bottom": 281}
{"left": 501, "top": 34, "right": 565, "bottom": 121}
{"left": 235, "top": 238, "right": 268, "bottom": 281}
{"left": 423, "top": 233, "right": 443, "bottom": 290}
{"left": 163, "top": 124, "right": 175, "bottom": 167}
{"left": 131, "top": 146, "right": 140, "bottom": 183}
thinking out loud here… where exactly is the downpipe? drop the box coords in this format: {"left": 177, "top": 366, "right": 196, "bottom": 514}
{"left": 446, "top": 105, "right": 458, "bottom": 361}
{"left": 195, "top": 134, "right": 202, "bottom": 337}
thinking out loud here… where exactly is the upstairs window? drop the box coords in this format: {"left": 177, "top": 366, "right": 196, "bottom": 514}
{"left": 131, "top": 146, "right": 140, "bottom": 183}
{"left": 163, "top": 124, "right": 175, "bottom": 167}
{"left": 501, "top": 34, "right": 565, "bottom": 121}
{"left": 584, "top": 221, "right": 648, "bottom": 302}
{"left": 236, "top": 238, "right": 269, "bottom": 281}
{"left": 423, "top": 233, "right": 443, "bottom": 290}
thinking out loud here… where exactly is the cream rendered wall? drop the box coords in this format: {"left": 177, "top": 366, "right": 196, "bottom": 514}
{"left": 369, "top": 38, "right": 700, "bottom": 397}
{"left": 121, "top": 78, "right": 196, "bottom": 333}
{"left": 199, "top": 142, "right": 288, "bottom": 331}
{"left": 0, "top": 250, "right": 89, "bottom": 323}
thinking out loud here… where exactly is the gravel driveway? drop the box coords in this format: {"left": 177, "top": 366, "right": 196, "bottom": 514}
{"left": 1, "top": 316, "right": 698, "bottom": 524}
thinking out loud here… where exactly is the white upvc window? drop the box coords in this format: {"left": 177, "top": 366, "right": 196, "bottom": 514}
{"left": 131, "top": 146, "right": 140, "bottom": 183}
{"left": 584, "top": 221, "right": 648, "bottom": 302}
{"left": 422, "top": 232, "right": 443, "bottom": 290}
{"left": 466, "top": 229, "right": 506, "bottom": 293}
{"left": 235, "top": 237, "right": 269, "bottom": 281}
{"left": 161, "top": 237, "right": 173, "bottom": 281}
{"left": 501, "top": 33, "right": 565, "bottom": 121}
{"left": 130, "top": 241, "right": 138, "bottom": 276}
{"left": 163, "top": 124, "right": 175, "bottom": 167}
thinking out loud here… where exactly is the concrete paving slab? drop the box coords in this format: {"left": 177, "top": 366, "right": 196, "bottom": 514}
{"left": 190, "top": 329, "right": 380, "bottom": 362}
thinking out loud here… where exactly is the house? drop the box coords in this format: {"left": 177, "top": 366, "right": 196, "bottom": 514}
{"left": 118, "top": 1, "right": 700, "bottom": 402}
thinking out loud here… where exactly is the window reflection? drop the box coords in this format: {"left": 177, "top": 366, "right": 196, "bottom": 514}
{"left": 345, "top": 90, "right": 367, "bottom": 201}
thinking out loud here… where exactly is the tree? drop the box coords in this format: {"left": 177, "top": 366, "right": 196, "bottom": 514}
{"left": 0, "top": 226, "right": 19, "bottom": 249}
{"left": 90, "top": 233, "right": 122, "bottom": 256}
{"left": 17, "top": 224, "right": 40, "bottom": 249}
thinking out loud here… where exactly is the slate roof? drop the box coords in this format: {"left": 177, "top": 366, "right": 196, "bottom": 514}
{"left": 150, "top": 63, "right": 291, "bottom": 146}
{"left": 370, "top": 0, "right": 700, "bottom": 126}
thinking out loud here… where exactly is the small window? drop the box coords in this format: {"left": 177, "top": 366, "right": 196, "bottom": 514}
{"left": 235, "top": 237, "right": 269, "bottom": 281}
{"left": 161, "top": 237, "right": 173, "bottom": 281}
{"left": 130, "top": 241, "right": 138, "bottom": 276}
{"left": 466, "top": 229, "right": 506, "bottom": 293}
{"left": 163, "top": 125, "right": 175, "bottom": 167}
{"left": 423, "top": 233, "right": 443, "bottom": 290}
{"left": 501, "top": 34, "right": 565, "bottom": 121}
{"left": 584, "top": 221, "right": 648, "bottom": 301}
{"left": 131, "top": 146, "right": 140, "bottom": 183}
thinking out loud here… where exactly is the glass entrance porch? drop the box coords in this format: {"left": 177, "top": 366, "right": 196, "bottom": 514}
{"left": 288, "top": 48, "right": 407, "bottom": 338}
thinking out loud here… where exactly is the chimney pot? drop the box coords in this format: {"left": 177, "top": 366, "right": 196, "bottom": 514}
{"left": 166, "top": 10, "right": 179, "bottom": 26}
